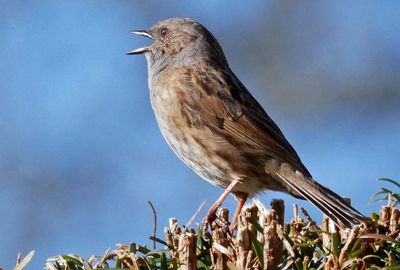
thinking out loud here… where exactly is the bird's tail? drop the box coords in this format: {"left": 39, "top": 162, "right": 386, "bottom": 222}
{"left": 272, "top": 162, "right": 367, "bottom": 228}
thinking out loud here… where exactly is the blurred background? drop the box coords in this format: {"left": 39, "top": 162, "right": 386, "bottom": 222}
{"left": 0, "top": 1, "right": 399, "bottom": 268}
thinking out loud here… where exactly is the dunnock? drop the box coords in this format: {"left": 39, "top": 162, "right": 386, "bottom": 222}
{"left": 128, "top": 18, "right": 366, "bottom": 229}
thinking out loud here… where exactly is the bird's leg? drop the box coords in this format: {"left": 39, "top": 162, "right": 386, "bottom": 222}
{"left": 230, "top": 192, "right": 248, "bottom": 232}
{"left": 202, "top": 179, "right": 240, "bottom": 228}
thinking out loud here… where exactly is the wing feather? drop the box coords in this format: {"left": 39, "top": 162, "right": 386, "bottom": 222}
{"left": 178, "top": 66, "right": 311, "bottom": 177}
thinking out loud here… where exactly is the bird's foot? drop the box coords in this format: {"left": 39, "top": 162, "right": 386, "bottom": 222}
{"left": 201, "top": 180, "right": 242, "bottom": 232}
{"left": 229, "top": 192, "right": 249, "bottom": 233}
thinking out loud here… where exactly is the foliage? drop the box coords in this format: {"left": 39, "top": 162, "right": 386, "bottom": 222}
{"left": 11, "top": 179, "right": 400, "bottom": 270}
{"left": 371, "top": 178, "right": 400, "bottom": 206}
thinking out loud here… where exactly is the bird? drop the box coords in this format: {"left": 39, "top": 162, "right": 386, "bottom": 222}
{"left": 127, "top": 18, "right": 367, "bottom": 229}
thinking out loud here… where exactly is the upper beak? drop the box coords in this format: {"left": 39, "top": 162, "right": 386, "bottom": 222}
{"left": 127, "top": 30, "right": 153, "bottom": 55}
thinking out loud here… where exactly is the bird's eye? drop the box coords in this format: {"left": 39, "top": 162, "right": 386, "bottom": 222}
{"left": 160, "top": 28, "right": 169, "bottom": 37}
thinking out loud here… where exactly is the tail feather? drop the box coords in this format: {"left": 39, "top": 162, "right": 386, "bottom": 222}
{"left": 274, "top": 163, "right": 367, "bottom": 228}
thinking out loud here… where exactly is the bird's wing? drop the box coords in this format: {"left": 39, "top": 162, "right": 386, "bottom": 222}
{"left": 169, "top": 66, "right": 368, "bottom": 228}
{"left": 175, "top": 66, "right": 311, "bottom": 177}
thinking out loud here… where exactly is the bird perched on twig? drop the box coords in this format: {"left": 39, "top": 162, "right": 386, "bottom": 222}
{"left": 128, "top": 18, "right": 367, "bottom": 230}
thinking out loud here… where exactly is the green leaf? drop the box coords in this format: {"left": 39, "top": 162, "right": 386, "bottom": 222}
{"left": 137, "top": 244, "right": 151, "bottom": 255}
{"left": 349, "top": 248, "right": 362, "bottom": 258}
{"left": 379, "top": 178, "right": 400, "bottom": 189}
{"left": 392, "top": 193, "right": 400, "bottom": 203}
{"left": 371, "top": 212, "right": 380, "bottom": 222}
{"left": 149, "top": 236, "right": 171, "bottom": 249}
{"left": 130, "top": 242, "right": 137, "bottom": 253}
{"left": 350, "top": 238, "right": 362, "bottom": 256}
{"left": 251, "top": 238, "right": 264, "bottom": 268}
{"left": 115, "top": 256, "right": 121, "bottom": 268}
{"left": 381, "top": 188, "right": 394, "bottom": 194}
{"left": 246, "top": 216, "right": 264, "bottom": 233}
{"left": 331, "top": 232, "right": 340, "bottom": 258}
{"left": 146, "top": 256, "right": 157, "bottom": 269}
{"left": 145, "top": 248, "right": 170, "bottom": 258}
{"left": 160, "top": 252, "right": 168, "bottom": 270}
{"left": 60, "top": 255, "right": 85, "bottom": 267}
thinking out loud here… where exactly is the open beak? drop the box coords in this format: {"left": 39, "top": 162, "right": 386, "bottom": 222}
{"left": 127, "top": 30, "right": 153, "bottom": 55}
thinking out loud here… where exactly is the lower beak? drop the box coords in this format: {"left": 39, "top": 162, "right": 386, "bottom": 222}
{"left": 127, "top": 30, "right": 153, "bottom": 55}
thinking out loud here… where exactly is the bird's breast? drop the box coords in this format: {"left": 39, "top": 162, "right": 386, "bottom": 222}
{"left": 149, "top": 82, "right": 233, "bottom": 187}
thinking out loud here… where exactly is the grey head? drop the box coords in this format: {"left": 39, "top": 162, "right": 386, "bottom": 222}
{"left": 128, "top": 18, "right": 228, "bottom": 76}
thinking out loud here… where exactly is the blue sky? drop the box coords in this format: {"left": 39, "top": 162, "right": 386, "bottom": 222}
{"left": 0, "top": 1, "right": 399, "bottom": 269}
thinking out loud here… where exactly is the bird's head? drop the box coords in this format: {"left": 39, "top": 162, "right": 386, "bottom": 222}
{"left": 128, "top": 18, "right": 228, "bottom": 70}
